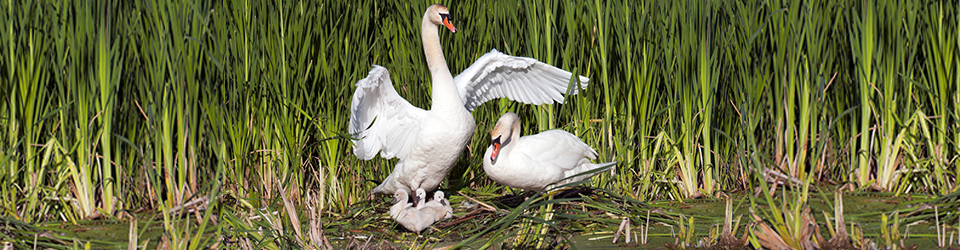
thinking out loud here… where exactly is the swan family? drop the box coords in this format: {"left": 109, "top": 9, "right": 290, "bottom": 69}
{"left": 350, "top": 4, "right": 590, "bottom": 196}
{"left": 348, "top": 4, "right": 615, "bottom": 232}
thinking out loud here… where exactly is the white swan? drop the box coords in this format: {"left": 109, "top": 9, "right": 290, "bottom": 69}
{"left": 432, "top": 191, "right": 454, "bottom": 220}
{"left": 350, "top": 4, "right": 589, "bottom": 195}
{"left": 483, "top": 112, "right": 616, "bottom": 192}
{"left": 415, "top": 188, "right": 454, "bottom": 221}
{"left": 389, "top": 189, "right": 436, "bottom": 233}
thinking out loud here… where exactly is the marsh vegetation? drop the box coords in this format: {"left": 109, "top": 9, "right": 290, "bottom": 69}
{"left": 1, "top": 0, "right": 958, "bottom": 249}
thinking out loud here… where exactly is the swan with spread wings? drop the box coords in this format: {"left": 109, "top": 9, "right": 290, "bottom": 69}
{"left": 349, "top": 4, "right": 589, "bottom": 195}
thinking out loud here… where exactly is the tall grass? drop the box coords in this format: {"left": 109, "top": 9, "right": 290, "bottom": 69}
{"left": 0, "top": 0, "right": 958, "bottom": 248}
{"left": 4, "top": 0, "right": 54, "bottom": 222}
{"left": 921, "top": 1, "right": 959, "bottom": 193}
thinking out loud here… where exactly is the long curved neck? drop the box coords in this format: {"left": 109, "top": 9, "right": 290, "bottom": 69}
{"left": 421, "top": 17, "right": 463, "bottom": 110}
{"left": 500, "top": 121, "right": 522, "bottom": 154}
{"left": 510, "top": 122, "right": 522, "bottom": 145}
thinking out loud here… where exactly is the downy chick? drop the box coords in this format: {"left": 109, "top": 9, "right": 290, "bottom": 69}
{"left": 416, "top": 188, "right": 454, "bottom": 221}
{"left": 390, "top": 189, "right": 436, "bottom": 233}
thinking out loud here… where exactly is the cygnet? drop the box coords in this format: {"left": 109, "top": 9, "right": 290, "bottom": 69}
{"left": 389, "top": 189, "right": 436, "bottom": 233}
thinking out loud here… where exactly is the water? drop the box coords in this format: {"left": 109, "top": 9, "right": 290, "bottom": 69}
{"left": 43, "top": 192, "right": 954, "bottom": 249}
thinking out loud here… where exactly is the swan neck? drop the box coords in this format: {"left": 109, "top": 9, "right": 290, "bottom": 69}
{"left": 421, "top": 17, "right": 462, "bottom": 109}
{"left": 498, "top": 121, "right": 522, "bottom": 153}
{"left": 421, "top": 20, "right": 448, "bottom": 76}
{"left": 510, "top": 121, "right": 522, "bottom": 145}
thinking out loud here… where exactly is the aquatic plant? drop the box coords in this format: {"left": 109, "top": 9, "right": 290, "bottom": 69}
{"left": 0, "top": 0, "right": 956, "bottom": 248}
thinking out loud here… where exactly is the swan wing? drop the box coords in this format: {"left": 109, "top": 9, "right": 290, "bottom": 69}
{"left": 514, "top": 130, "right": 597, "bottom": 171}
{"left": 349, "top": 65, "right": 428, "bottom": 160}
{"left": 455, "top": 49, "right": 589, "bottom": 111}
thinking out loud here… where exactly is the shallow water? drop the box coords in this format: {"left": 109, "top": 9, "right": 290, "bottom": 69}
{"left": 44, "top": 192, "right": 956, "bottom": 249}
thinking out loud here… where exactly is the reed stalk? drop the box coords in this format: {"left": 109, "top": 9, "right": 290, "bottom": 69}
{"left": 920, "top": 2, "right": 958, "bottom": 193}
{"left": 851, "top": 0, "right": 877, "bottom": 189}
{"left": 0, "top": 0, "right": 957, "bottom": 248}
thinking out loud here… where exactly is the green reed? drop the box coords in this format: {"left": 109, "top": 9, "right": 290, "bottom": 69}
{"left": 920, "top": 2, "right": 958, "bottom": 193}
{"left": 4, "top": 0, "right": 53, "bottom": 222}
{"left": 0, "top": 0, "right": 958, "bottom": 248}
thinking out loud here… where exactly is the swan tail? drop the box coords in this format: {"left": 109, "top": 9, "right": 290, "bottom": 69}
{"left": 585, "top": 161, "right": 617, "bottom": 179}
{"left": 561, "top": 161, "right": 618, "bottom": 186}
{"left": 597, "top": 161, "right": 617, "bottom": 173}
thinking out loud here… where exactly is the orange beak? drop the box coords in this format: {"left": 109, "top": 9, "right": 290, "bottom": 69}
{"left": 442, "top": 17, "right": 457, "bottom": 33}
{"left": 490, "top": 136, "right": 501, "bottom": 162}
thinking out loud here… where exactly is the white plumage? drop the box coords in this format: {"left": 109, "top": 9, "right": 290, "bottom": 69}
{"left": 483, "top": 112, "right": 616, "bottom": 192}
{"left": 389, "top": 189, "right": 436, "bottom": 233}
{"left": 415, "top": 188, "right": 454, "bottom": 221}
{"left": 455, "top": 49, "right": 589, "bottom": 111}
{"left": 350, "top": 4, "right": 589, "bottom": 195}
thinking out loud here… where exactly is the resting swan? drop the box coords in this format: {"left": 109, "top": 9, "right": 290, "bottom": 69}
{"left": 483, "top": 112, "right": 616, "bottom": 192}
{"left": 350, "top": 4, "right": 589, "bottom": 195}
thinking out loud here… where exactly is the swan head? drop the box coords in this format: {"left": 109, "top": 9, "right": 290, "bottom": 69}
{"left": 426, "top": 4, "right": 457, "bottom": 33}
{"left": 392, "top": 189, "right": 409, "bottom": 204}
{"left": 489, "top": 112, "right": 520, "bottom": 163}
{"left": 415, "top": 188, "right": 427, "bottom": 206}
{"left": 434, "top": 191, "right": 446, "bottom": 205}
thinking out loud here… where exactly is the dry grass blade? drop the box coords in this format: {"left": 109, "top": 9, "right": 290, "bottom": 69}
{"left": 799, "top": 207, "right": 819, "bottom": 250}
{"left": 457, "top": 191, "right": 506, "bottom": 213}
{"left": 719, "top": 198, "right": 748, "bottom": 248}
{"left": 128, "top": 218, "right": 137, "bottom": 250}
{"left": 279, "top": 184, "right": 303, "bottom": 245}
{"left": 750, "top": 211, "right": 791, "bottom": 250}
{"left": 612, "top": 217, "right": 628, "bottom": 244}
{"left": 308, "top": 194, "right": 334, "bottom": 249}
{"left": 827, "top": 190, "right": 853, "bottom": 248}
